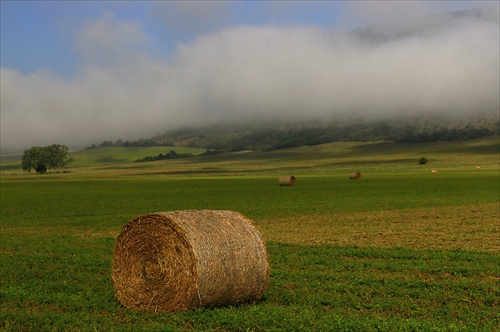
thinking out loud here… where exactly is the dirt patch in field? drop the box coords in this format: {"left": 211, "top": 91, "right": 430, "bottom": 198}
{"left": 260, "top": 203, "right": 500, "bottom": 252}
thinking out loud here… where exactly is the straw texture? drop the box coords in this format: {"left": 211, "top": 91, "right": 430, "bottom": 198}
{"left": 112, "top": 210, "right": 269, "bottom": 312}
{"left": 279, "top": 175, "right": 296, "bottom": 186}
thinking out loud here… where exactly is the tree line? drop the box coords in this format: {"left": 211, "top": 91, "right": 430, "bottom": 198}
{"left": 87, "top": 138, "right": 171, "bottom": 149}
{"left": 135, "top": 150, "right": 193, "bottom": 162}
{"left": 21, "top": 144, "right": 74, "bottom": 174}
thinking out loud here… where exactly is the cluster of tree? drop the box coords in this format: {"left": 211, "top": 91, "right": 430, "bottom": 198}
{"left": 21, "top": 144, "right": 74, "bottom": 174}
{"left": 87, "top": 137, "right": 172, "bottom": 149}
{"left": 135, "top": 150, "right": 192, "bottom": 163}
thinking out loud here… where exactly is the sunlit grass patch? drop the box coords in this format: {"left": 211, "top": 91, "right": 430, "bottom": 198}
{"left": 260, "top": 203, "right": 500, "bottom": 252}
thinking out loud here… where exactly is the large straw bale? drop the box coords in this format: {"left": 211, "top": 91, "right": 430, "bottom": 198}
{"left": 279, "top": 175, "right": 296, "bottom": 186}
{"left": 112, "top": 210, "right": 269, "bottom": 312}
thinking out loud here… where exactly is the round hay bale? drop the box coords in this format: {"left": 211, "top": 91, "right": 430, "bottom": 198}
{"left": 279, "top": 175, "right": 296, "bottom": 186}
{"left": 112, "top": 210, "right": 269, "bottom": 312}
{"left": 349, "top": 172, "right": 361, "bottom": 179}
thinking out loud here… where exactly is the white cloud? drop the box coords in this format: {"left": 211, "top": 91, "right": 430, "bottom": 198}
{"left": 1, "top": 8, "right": 498, "bottom": 153}
{"left": 75, "top": 12, "right": 151, "bottom": 67}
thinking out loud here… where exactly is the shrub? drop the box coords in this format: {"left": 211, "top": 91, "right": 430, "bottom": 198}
{"left": 418, "top": 157, "right": 428, "bottom": 165}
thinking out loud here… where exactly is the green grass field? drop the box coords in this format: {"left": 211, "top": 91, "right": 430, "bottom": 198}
{"left": 1, "top": 137, "right": 499, "bottom": 331}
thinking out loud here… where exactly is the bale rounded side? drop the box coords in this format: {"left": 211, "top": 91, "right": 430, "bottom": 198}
{"left": 112, "top": 210, "right": 269, "bottom": 312}
{"left": 279, "top": 175, "right": 296, "bottom": 186}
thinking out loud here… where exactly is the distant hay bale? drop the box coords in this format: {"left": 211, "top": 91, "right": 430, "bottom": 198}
{"left": 112, "top": 210, "right": 270, "bottom": 312}
{"left": 431, "top": 169, "right": 438, "bottom": 174}
{"left": 349, "top": 172, "right": 362, "bottom": 180}
{"left": 279, "top": 175, "right": 296, "bottom": 186}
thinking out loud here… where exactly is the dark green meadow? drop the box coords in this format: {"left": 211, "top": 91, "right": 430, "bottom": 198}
{"left": 1, "top": 138, "right": 499, "bottom": 331}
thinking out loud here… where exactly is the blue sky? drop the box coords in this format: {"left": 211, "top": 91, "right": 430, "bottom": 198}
{"left": 1, "top": 1, "right": 498, "bottom": 153}
{"left": 2, "top": 1, "right": 338, "bottom": 77}
{"left": 1, "top": 1, "right": 490, "bottom": 78}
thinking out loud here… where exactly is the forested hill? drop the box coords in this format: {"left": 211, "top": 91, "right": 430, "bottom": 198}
{"left": 88, "top": 115, "right": 499, "bottom": 153}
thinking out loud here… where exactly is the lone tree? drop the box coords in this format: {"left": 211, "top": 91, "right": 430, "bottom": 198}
{"left": 21, "top": 144, "right": 74, "bottom": 174}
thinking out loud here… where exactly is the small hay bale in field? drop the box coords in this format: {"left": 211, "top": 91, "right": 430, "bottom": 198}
{"left": 279, "top": 175, "right": 296, "bottom": 186}
{"left": 431, "top": 169, "right": 438, "bottom": 174}
{"left": 112, "top": 210, "right": 270, "bottom": 312}
{"left": 349, "top": 172, "right": 361, "bottom": 180}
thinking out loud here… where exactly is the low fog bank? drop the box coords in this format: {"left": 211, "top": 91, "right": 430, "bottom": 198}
{"left": 1, "top": 7, "right": 498, "bottom": 153}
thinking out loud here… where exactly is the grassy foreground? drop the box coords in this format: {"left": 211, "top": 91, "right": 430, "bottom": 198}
{"left": 1, "top": 138, "right": 499, "bottom": 331}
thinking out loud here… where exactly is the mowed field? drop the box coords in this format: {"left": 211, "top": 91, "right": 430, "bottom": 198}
{"left": 1, "top": 137, "right": 499, "bottom": 331}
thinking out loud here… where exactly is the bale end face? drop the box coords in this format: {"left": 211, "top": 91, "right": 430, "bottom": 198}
{"left": 112, "top": 210, "right": 269, "bottom": 312}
